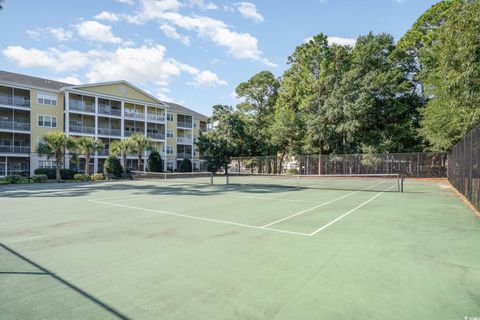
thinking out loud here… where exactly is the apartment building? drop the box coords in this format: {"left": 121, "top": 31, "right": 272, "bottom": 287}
{"left": 0, "top": 70, "right": 209, "bottom": 177}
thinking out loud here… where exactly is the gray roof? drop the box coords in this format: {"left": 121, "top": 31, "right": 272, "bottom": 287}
{"left": 0, "top": 70, "right": 208, "bottom": 120}
{"left": 0, "top": 70, "right": 72, "bottom": 91}
{"left": 164, "top": 101, "right": 208, "bottom": 121}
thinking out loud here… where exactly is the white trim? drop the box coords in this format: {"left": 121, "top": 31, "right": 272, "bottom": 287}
{"left": 0, "top": 80, "right": 61, "bottom": 93}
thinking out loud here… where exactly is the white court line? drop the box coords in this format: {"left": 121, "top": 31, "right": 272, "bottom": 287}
{"left": 88, "top": 199, "right": 311, "bottom": 237}
{"left": 261, "top": 181, "right": 387, "bottom": 228}
{"left": 219, "top": 194, "right": 319, "bottom": 204}
{"left": 309, "top": 184, "right": 397, "bottom": 236}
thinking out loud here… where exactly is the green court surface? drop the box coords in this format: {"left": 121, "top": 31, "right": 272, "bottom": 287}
{"left": 1, "top": 178, "right": 479, "bottom": 320}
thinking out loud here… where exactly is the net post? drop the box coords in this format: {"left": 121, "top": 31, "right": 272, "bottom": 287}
{"left": 226, "top": 172, "right": 229, "bottom": 185}
{"left": 210, "top": 172, "right": 213, "bottom": 185}
{"left": 400, "top": 173, "right": 404, "bottom": 193}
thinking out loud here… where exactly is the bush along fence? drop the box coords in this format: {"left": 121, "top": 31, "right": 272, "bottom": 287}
{"left": 448, "top": 123, "right": 480, "bottom": 211}
{"left": 230, "top": 152, "right": 448, "bottom": 178}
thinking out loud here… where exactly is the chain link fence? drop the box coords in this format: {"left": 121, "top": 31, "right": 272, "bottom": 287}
{"left": 448, "top": 124, "right": 480, "bottom": 210}
{"left": 230, "top": 152, "right": 447, "bottom": 178}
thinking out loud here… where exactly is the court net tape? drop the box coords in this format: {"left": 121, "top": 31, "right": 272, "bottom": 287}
{"left": 131, "top": 171, "right": 214, "bottom": 185}
{"left": 226, "top": 172, "right": 404, "bottom": 192}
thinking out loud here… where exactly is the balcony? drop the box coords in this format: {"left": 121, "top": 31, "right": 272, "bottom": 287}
{"left": 97, "top": 149, "right": 110, "bottom": 156}
{"left": 98, "top": 105, "right": 122, "bottom": 117}
{"left": 177, "top": 136, "right": 193, "bottom": 144}
{"left": 0, "top": 94, "right": 30, "bottom": 108}
{"left": 0, "top": 145, "right": 30, "bottom": 154}
{"left": 147, "top": 132, "right": 165, "bottom": 140}
{"left": 0, "top": 120, "right": 31, "bottom": 131}
{"left": 147, "top": 113, "right": 165, "bottom": 123}
{"left": 177, "top": 120, "right": 193, "bottom": 129}
{"left": 124, "top": 130, "right": 143, "bottom": 137}
{"left": 69, "top": 100, "right": 95, "bottom": 113}
{"left": 69, "top": 125, "right": 95, "bottom": 135}
{"left": 124, "top": 110, "right": 145, "bottom": 120}
{"left": 98, "top": 127, "right": 121, "bottom": 137}
{"left": 177, "top": 152, "right": 192, "bottom": 159}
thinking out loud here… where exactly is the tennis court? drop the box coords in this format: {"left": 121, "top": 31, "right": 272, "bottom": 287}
{"left": 1, "top": 174, "right": 480, "bottom": 320}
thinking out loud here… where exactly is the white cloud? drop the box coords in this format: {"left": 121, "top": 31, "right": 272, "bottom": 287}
{"left": 235, "top": 2, "right": 264, "bottom": 23}
{"left": 159, "top": 23, "right": 190, "bottom": 45}
{"left": 122, "top": 0, "right": 275, "bottom": 66}
{"left": 26, "top": 29, "right": 42, "bottom": 40}
{"left": 48, "top": 28, "right": 73, "bottom": 41}
{"left": 56, "top": 76, "right": 82, "bottom": 85}
{"left": 190, "top": 70, "right": 227, "bottom": 87}
{"left": 304, "top": 36, "right": 356, "bottom": 47}
{"left": 116, "top": 0, "right": 135, "bottom": 5}
{"left": 95, "top": 11, "right": 120, "bottom": 22}
{"left": 189, "top": 0, "right": 217, "bottom": 10}
{"left": 328, "top": 36, "right": 356, "bottom": 46}
{"left": 76, "top": 20, "right": 123, "bottom": 44}
{"left": 3, "top": 46, "right": 90, "bottom": 72}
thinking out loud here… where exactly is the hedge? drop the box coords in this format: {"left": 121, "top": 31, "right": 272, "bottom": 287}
{"left": 34, "top": 168, "right": 77, "bottom": 180}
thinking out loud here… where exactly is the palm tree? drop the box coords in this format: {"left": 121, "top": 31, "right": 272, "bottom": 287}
{"left": 37, "top": 132, "right": 76, "bottom": 182}
{"left": 74, "top": 137, "right": 104, "bottom": 175}
{"left": 129, "top": 134, "right": 152, "bottom": 171}
{"left": 0, "top": 0, "right": 4, "bottom": 9}
{"left": 110, "top": 140, "right": 132, "bottom": 177}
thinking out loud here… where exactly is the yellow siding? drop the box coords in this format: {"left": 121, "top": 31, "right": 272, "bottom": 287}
{"left": 77, "top": 84, "right": 158, "bottom": 104}
{"left": 30, "top": 90, "right": 64, "bottom": 150}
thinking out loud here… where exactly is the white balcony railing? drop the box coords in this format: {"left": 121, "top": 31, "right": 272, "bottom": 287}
{"left": 124, "top": 110, "right": 145, "bottom": 119}
{"left": 177, "top": 152, "right": 192, "bottom": 159}
{"left": 177, "top": 136, "right": 193, "bottom": 144}
{"left": 0, "top": 94, "right": 30, "bottom": 108}
{"left": 69, "top": 100, "right": 95, "bottom": 113}
{"left": 69, "top": 125, "right": 95, "bottom": 134}
{"left": 147, "top": 113, "right": 165, "bottom": 122}
{"left": 0, "top": 145, "right": 30, "bottom": 153}
{"left": 98, "top": 105, "right": 122, "bottom": 117}
{"left": 147, "top": 132, "right": 165, "bottom": 140}
{"left": 0, "top": 120, "right": 31, "bottom": 131}
{"left": 177, "top": 120, "right": 193, "bottom": 129}
{"left": 98, "top": 127, "right": 121, "bottom": 137}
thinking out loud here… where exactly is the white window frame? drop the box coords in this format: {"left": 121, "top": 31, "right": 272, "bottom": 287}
{"left": 167, "top": 160, "right": 174, "bottom": 170}
{"left": 167, "top": 129, "right": 174, "bottom": 138}
{"left": 37, "top": 92, "right": 58, "bottom": 106}
{"left": 38, "top": 115, "right": 58, "bottom": 128}
{"left": 38, "top": 160, "right": 56, "bottom": 169}
{"left": 166, "top": 145, "right": 174, "bottom": 155}
{"left": 167, "top": 113, "right": 174, "bottom": 121}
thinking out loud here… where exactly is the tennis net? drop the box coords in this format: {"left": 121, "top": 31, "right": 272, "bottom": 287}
{"left": 131, "top": 171, "right": 214, "bottom": 185}
{"left": 226, "top": 173, "right": 403, "bottom": 192}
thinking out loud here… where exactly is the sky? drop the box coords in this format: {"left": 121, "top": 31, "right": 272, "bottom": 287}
{"left": 0, "top": 0, "right": 439, "bottom": 116}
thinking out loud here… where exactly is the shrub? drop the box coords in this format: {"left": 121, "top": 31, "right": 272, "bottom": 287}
{"left": 90, "top": 173, "right": 105, "bottom": 181}
{"left": 104, "top": 155, "right": 123, "bottom": 178}
{"left": 74, "top": 174, "right": 90, "bottom": 182}
{"left": 34, "top": 168, "right": 77, "bottom": 180}
{"left": 147, "top": 150, "right": 163, "bottom": 172}
{"left": 32, "top": 174, "right": 48, "bottom": 183}
{"left": 178, "top": 159, "right": 192, "bottom": 172}
{"left": 5, "top": 175, "right": 22, "bottom": 184}
{"left": 286, "top": 168, "right": 299, "bottom": 175}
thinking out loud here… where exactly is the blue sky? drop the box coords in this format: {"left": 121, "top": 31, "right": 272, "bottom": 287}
{"left": 0, "top": 0, "right": 438, "bottom": 116}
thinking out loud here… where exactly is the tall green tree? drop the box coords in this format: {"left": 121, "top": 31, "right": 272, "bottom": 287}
{"left": 147, "top": 150, "right": 163, "bottom": 172}
{"left": 196, "top": 105, "right": 249, "bottom": 173}
{"left": 110, "top": 140, "right": 132, "bottom": 177}
{"left": 74, "top": 137, "right": 104, "bottom": 175}
{"left": 128, "top": 134, "right": 153, "bottom": 170}
{"left": 235, "top": 71, "right": 280, "bottom": 156}
{"left": 37, "top": 132, "right": 76, "bottom": 182}
{"left": 420, "top": 0, "right": 480, "bottom": 150}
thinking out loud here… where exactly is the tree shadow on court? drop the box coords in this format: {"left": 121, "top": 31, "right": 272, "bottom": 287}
{"left": 0, "top": 243, "right": 131, "bottom": 320}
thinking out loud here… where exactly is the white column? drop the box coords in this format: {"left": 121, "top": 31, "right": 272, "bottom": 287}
{"left": 121, "top": 101, "right": 125, "bottom": 139}
{"left": 64, "top": 92, "right": 70, "bottom": 169}
{"left": 5, "top": 156, "right": 8, "bottom": 176}
{"left": 94, "top": 97, "right": 98, "bottom": 138}
{"left": 144, "top": 105, "right": 147, "bottom": 172}
{"left": 94, "top": 156, "right": 99, "bottom": 174}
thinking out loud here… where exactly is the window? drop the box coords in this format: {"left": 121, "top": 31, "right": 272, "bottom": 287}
{"left": 37, "top": 93, "right": 57, "bottom": 106}
{"left": 167, "top": 161, "right": 174, "bottom": 170}
{"left": 166, "top": 145, "right": 174, "bottom": 155}
{"left": 38, "top": 115, "right": 58, "bottom": 128}
{"left": 38, "top": 160, "right": 56, "bottom": 169}
{"left": 167, "top": 113, "right": 174, "bottom": 121}
{"left": 167, "top": 129, "right": 174, "bottom": 138}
